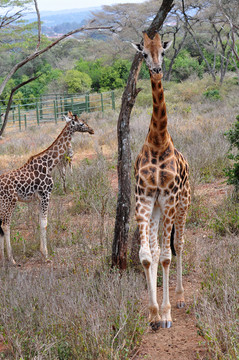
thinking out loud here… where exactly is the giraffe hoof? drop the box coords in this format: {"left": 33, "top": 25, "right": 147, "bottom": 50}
{"left": 160, "top": 320, "right": 172, "bottom": 329}
{"left": 150, "top": 321, "right": 161, "bottom": 331}
{"left": 45, "top": 258, "right": 52, "bottom": 264}
{"left": 176, "top": 301, "right": 185, "bottom": 309}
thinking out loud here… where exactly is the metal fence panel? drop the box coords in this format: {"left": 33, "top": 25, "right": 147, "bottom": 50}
{"left": 0, "top": 91, "right": 115, "bottom": 131}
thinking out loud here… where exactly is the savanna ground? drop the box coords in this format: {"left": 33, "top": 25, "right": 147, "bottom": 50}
{"left": 0, "top": 74, "right": 238, "bottom": 359}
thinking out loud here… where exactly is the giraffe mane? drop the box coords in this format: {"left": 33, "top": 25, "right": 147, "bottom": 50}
{"left": 26, "top": 123, "right": 69, "bottom": 164}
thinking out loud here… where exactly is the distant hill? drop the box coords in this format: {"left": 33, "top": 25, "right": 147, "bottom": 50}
{"left": 25, "top": 7, "right": 101, "bottom": 36}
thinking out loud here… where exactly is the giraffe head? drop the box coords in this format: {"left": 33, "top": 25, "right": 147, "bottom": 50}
{"left": 132, "top": 32, "right": 172, "bottom": 79}
{"left": 64, "top": 111, "right": 94, "bottom": 135}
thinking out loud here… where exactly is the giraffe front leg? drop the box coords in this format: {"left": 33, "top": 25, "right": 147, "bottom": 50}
{"left": 160, "top": 219, "right": 174, "bottom": 328}
{"left": 39, "top": 197, "right": 49, "bottom": 260}
{"left": 136, "top": 199, "right": 161, "bottom": 330}
{"left": 174, "top": 208, "right": 188, "bottom": 309}
{"left": 4, "top": 224, "right": 16, "bottom": 266}
{"left": 148, "top": 206, "right": 161, "bottom": 330}
{"left": 0, "top": 228, "right": 5, "bottom": 265}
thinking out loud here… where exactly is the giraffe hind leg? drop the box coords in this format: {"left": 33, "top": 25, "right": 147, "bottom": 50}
{"left": 0, "top": 220, "right": 4, "bottom": 264}
{"left": 174, "top": 207, "right": 188, "bottom": 309}
{"left": 0, "top": 219, "right": 4, "bottom": 236}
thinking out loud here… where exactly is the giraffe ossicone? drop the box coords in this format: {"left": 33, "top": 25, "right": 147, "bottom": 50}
{"left": 133, "top": 32, "right": 191, "bottom": 330}
{"left": 0, "top": 111, "right": 94, "bottom": 265}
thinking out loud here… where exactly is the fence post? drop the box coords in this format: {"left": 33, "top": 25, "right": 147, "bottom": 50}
{"left": 111, "top": 91, "right": 115, "bottom": 110}
{"left": 71, "top": 96, "right": 74, "bottom": 113}
{"left": 18, "top": 104, "right": 21, "bottom": 131}
{"left": 36, "top": 102, "right": 40, "bottom": 125}
{"left": 13, "top": 109, "right": 15, "bottom": 124}
{"left": 24, "top": 114, "right": 27, "bottom": 129}
{"left": 0, "top": 107, "right": 1, "bottom": 127}
{"left": 85, "top": 95, "right": 89, "bottom": 113}
{"left": 60, "top": 97, "right": 63, "bottom": 119}
{"left": 101, "top": 93, "right": 104, "bottom": 112}
{"left": 39, "top": 96, "right": 43, "bottom": 120}
{"left": 54, "top": 100, "right": 58, "bottom": 123}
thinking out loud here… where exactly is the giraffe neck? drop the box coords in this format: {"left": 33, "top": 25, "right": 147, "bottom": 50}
{"left": 146, "top": 74, "right": 169, "bottom": 149}
{"left": 28, "top": 124, "right": 73, "bottom": 174}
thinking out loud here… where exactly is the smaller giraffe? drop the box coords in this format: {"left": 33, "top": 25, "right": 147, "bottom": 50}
{"left": 0, "top": 112, "right": 94, "bottom": 265}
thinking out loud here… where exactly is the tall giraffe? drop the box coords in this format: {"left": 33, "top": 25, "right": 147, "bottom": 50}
{"left": 0, "top": 112, "right": 94, "bottom": 265}
{"left": 133, "top": 33, "right": 191, "bottom": 329}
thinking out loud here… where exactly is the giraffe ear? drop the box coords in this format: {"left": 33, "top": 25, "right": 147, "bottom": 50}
{"left": 63, "top": 115, "right": 71, "bottom": 123}
{"left": 132, "top": 43, "right": 143, "bottom": 53}
{"left": 163, "top": 41, "right": 172, "bottom": 51}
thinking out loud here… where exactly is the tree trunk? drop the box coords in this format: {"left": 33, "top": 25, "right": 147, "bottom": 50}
{"left": 112, "top": 0, "right": 175, "bottom": 269}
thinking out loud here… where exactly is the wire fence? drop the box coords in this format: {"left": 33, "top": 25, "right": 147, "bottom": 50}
{"left": 0, "top": 91, "right": 115, "bottom": 131}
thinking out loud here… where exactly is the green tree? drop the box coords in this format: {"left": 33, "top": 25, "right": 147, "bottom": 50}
{"left": 63, "top": 69, "right": 92, "bottom": 94}
{"left": 170, "top": 49, "right": 204, "bottom": 81}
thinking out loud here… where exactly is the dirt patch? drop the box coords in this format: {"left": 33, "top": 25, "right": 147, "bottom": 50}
{"left": 132, "top": 274, "right": 207, "bottom": 360}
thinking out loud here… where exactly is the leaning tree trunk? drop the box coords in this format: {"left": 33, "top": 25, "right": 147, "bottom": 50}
{"left": 112, "top": 0, "right": 175, "bottom": 269}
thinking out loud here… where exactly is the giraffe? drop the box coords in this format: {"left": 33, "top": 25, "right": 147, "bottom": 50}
{"left": 132, "top": 33, "right": 191, "bottom": 330}
{"left": 0, "top": 112, "right": 94, "bottom": 265}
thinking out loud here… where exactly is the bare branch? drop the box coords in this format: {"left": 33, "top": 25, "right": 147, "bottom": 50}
{"left": 0, "top": 23, "right": 113, "bottom": 97}
{"left": 0, "top": 74, "right": 41, "bottom": 137}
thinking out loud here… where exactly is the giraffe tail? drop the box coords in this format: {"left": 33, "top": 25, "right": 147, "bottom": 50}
{"left": 170, "top": 224, "right": 176, "bottom": 256}
{"left": 0, "top": 220, "right": 4, "bottom": 236}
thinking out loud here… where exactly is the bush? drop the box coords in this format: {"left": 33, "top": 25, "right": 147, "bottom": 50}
{"left": 170, "top": 49, "right": 204, "bottom": 81}
{"left": 62, "top": 69, "right": 92, "bottom": 94}
{"left": 209, "top": 194, "right": 239, "bottom": 236}
{"left": 224, "top": 117, "right": 239, "bottom": 192}
{"left": 203, "top": 89, "right": 221, "bottom": 100}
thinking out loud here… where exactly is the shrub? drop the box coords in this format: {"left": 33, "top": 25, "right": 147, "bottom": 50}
{"left": 62, "top": 69, "right": 92, "bottom": 94}
{"left": 224, "top": 117, "right": 239, "bottom": 192}
{"left": 171, "top": 50, "right": 204, "bottom": 81}
{"left": 203, "top": 89, "right": 221, "bottom": 100}
{"left": 70, "top": 155, "right": 116, "bottom": 215}
{"left": 209, "top": 194, "right": 239, "bottom": 236}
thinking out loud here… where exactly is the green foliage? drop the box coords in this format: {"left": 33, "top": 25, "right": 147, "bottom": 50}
{"left": 0, "top": 62, "right": 62, "bottom": 105}
{"left": 203, "top": 89, "right": 221, "bottom": 100}
{"left": 76, "top": 58, "right": 131, "bottom": 92}
{"left": 224, "top": 117, "right": 239, "bottom": 191}
{"left": 170, "top": 50, "right": 205, "bottom": 81}
{"left": 62, "top": 69, "right": 92, "bottom": 94}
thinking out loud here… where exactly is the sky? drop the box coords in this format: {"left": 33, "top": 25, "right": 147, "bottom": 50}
{"left": 36, "top": 0, "right": 146, "bottom": 11}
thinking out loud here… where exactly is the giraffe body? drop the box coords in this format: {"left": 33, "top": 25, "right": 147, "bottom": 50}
{"left": 133, "top": 33, "right": 190, "bottom": 329}
{"left": 0, "top": 112, "right": 94, "bottom": 265}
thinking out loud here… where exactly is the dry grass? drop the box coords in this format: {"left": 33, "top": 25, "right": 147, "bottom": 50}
{"left": 0, "top": 266, "right": 145, "bottom": 359}
{"left": 196, "top": 234, "right": 239, "bottom": 359}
